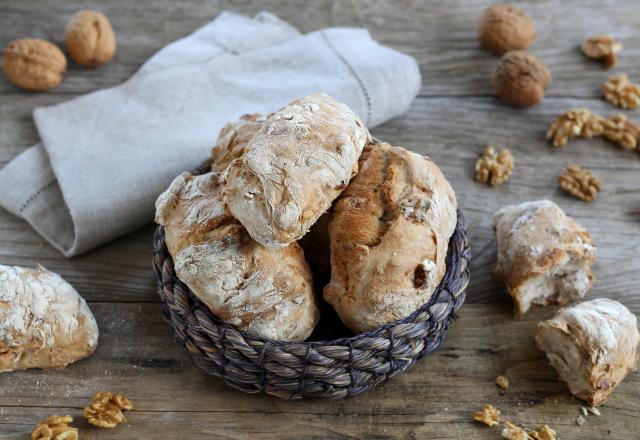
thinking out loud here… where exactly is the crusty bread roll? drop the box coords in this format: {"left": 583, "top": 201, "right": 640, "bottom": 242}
{"left": 210, "top": 113, "right": 266, "bottom": 173}
{"left": 492, "top": 200, "right": 596, "bottom": 317}
{"left": 536, "top": 298, "right": 639, "bottom": 406}
{"left": 0, "top": 264, "right": 98, "bottom": 372}
{"left": 155, "top": 172, "right": 319, "bottom": 341}
{"left": 324, "top": 143, "right": 458, "bottom": 334}
{"left": 223, "top": 93, "right": 370, "bottom": 248}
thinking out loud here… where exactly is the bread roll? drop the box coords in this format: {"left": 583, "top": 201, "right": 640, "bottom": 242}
{"left": 223, "top": 93, "right": 370, "bottom": 248}
{"left": 210, "top": 113, "right": 266, "bottom": 173}
{"left": 0, "top": 264, "right": 98, "bottom": 372}
{"left": 536, "top": 298, "right": 639, "bottom": 406}
{"left": 492, "top": 200, "right": 596, "bottom": 317}
{"left": 324, "top": 143, "right": 458, "bottom": 334}
{"left": 155, "top": 172, "right": 319, "bottom": 341}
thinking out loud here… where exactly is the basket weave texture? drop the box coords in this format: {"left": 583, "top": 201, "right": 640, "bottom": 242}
{"left": 152, "top": 159, "right": 471, "bottom": 399}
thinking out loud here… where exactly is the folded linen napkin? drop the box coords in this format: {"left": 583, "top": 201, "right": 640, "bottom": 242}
{"left": 0, "top": 12, "right": 421, "bottom": 257}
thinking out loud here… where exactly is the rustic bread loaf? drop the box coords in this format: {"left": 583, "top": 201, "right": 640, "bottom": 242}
{"left": 210, "top": 113, "right": 266, "bottom": 173}
{"left": 324, "top": 143, "right": 458, "bottom": 334}
{"left": 492, "top": 200, "right": 596, "bottom": 317}
{"left": 0, "top": 264, "right": 98, "bottom": 372}
{"left": 223, "top": 93, "right": 370, "bottom": 248}
{"left": 155, "top": 172, "right": 319, "bottom": 341}
{"left": 536, "top": 298, "right": 639, "bottom": 406}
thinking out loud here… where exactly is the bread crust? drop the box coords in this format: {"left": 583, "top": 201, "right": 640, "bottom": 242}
{"left": 223, "top": 93, "right": 370, "bottom": 248}
{"left": 324, "top": 143, "right": 457, "bottom": 334}
{"left": 492, "top": 200, "right": 596, "bottom": 317}
{"left": 211, "top": 113, "right": 266, "bottom": 173}
{"left": 536, "top": 298, "right": 639, "bottom": 406}
{"left": 155, "top": 172, "right": 319, "bottom": 341}
{"left": 0, "top": 264, "right": 98, "bottom": 372}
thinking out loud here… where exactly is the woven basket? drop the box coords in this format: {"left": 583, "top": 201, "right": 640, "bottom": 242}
{"left": 152, "top": 159, "right": 471, "bottom": 399}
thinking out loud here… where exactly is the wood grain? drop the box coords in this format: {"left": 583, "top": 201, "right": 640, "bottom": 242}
{"left": 0, "top": 0, "right": 639, "bottom": 438}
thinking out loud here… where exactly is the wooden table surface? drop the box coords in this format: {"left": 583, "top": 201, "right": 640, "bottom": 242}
{"left": 1, "top": 1, "right": 639, "bottom": 438}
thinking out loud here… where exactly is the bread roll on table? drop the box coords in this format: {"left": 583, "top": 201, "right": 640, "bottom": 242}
{"left": 536, "top": 298, "right": 639, "bottom": 406}
{"left": 223, "top": 93, "right": 370, "bottom": 248}
{"left": 0, "top": 264, "right": 98, "bottom": 372}
{"left": 492, "top": 200, "right": 596, "bottom": 317}
{"left": 155, "top": 172, "right": 319, "bottom": 341}
{"left": 324, "top": 143, "right": 457, "bottom": 334}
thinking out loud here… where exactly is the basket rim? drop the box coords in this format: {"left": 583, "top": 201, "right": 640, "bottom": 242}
{"left": 153, "top": 208, "right": 468, "bottom": 348}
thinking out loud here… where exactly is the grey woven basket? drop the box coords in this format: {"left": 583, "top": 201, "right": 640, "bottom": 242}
{"left": 152, "top": 159, "right": 470, "bottom": 399}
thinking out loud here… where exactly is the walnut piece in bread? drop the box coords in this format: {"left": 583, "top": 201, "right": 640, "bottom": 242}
{"left": 324, "top": 143, "right": 457, "bottom": 334}
{"left": 0, "top": 265, "right": 98, "bottom": 372}
{"left": 536, "top": 298, "right": 639, "bottom": 406}
{"left": 492, "top": 200, "right": 596, "bottom": 317}
{"left": 223, "top": 93, "right": 370, "bottom": 248}
{"left": 210, "top": 113, "right": 266, "bottom": 173}
{"left": 155, "top": 172, "right": 319, "bottom": 341}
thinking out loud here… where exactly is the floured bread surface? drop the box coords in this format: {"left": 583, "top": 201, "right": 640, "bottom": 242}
{"left": 0, "top": 265, "right": 98, "bottom": 372}
{"left": 492, "top": 199, "right": 596, "bottom": 317}
{"left": 324, "top": 143, "right": 458, "bottom": 334}
{"left": 155, "top": 172, "right": 319, "bottom": 341}
{"left": 210, "top": 113, "right": 266, "bottom": 173}
{"left": 223, "top": 93, "right": 370, "bottom": 248}
{"left": 536, "top": 298, "right": 639, "bottom": 406}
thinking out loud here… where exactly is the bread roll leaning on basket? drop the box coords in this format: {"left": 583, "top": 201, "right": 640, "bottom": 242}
{"left": 152, "top": 93, "right": 470, "bottom": 399}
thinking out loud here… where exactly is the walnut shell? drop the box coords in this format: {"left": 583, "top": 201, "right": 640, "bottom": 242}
{"left": 2, "top": 39, "right": 66, "bottom": 91}
{"left": 492, "top": 51, "right": 551, "bottom": 106}
{"left": 64, "top": 10, "right": 116, "bottom": 67}
{"left": 478, "top": 4, "right": 536, "bottom": 55}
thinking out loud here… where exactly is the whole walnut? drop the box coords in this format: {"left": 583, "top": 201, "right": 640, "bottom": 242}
{"left": 64, "top": 10, "right": 116, "bottom": 67}
{"left": 2, "top": 39, "right": 66, "bottom": 91}
{"left": 492, "top": 51, "right": 551, "bottom": 106}
{"left": 478, "top": 4, "right": 536, "bottom": 55}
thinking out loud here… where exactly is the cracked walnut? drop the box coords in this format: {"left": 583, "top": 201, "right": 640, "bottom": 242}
{"left": 603, "top": 74, "right": 640, "bottom": 110}
{"left": 84, "top": 391, "right": 133, "bottom": 428}
{"left": 31, "top": 415, "right": 77, "bottom": 440}
{"left": 475, "top": 146, "right": 514, "bottom": 186}
{"left": 502, "top": 421, "right": 533, "bottom": 440}
{"left": 558, "top": 165, "right": 601, "bottom": 202}
{"left": 582, "top": 35, "right": 623, "bottom": 68}
{"left": 473, "top": 404, "right": 501, "bottom": 427}
{"left": 546, "top": 108, "right": 605, "bottom": 147}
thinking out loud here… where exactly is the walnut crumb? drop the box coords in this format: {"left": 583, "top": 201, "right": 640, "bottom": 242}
{"left": 84, "top": 391, "right": 133, "bottom": 428}
{"left": 496, "top": 375, "right": 509, "bottom": 389}
{"left": 529, "top": 425, "right": 557, "bottom": 440}
{"left": 576, "top": 414, "right": 586, "bottom": 426}
{"left": 502, "top": 421, "right": 533, "bottom": 440}
{"left": 31, "top": 415, "right": 77, "bottom": 440}
{"left": 582, "top": 35, "right": 623, "bottom": 68}
{"left": 603, "top": 113, "right": 640, "bottom": 150}
{"left": 475, "top": 146, "right": 514, "bottom": 186}
{"left": 558, "top": 165, "right": 601, "bottom": 202}
{"left": 546, "top": 108, "right": 605, "bottom": 147}
{"left": 603, "top": 74, "right": 640, "bottom": 109}
{"left": 588, "top": 406, "right": 601, "bottom": 416}
{"left": 473, "top": 404, "right": 501, "bottom": 427}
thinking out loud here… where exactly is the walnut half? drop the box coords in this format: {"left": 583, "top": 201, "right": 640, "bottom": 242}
{"left": 582, "top": 35, "right": 623, "bottom": 68}
{"left": 84, "top": 391, "right": 133, "bottom": 428}
{"left": 31, "top": 415, "right": 77, "bottom": 440}
{"left": 558, "top": 166, "right": 601, "bottom": 202}
{"left": 473, "top": 404, "right": 501, "bottom": 427}
{"left": 475, "top": 146, "right": 514, "bottom": 186}
{"left": 602, "top": 74, "right": 640, "bottom": 110}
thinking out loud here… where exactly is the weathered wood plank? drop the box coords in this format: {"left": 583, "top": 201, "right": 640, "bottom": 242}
{"left": 0, "top": 303, "right": 637, "bottom": 439}
{"left": 1, "top": 0, "right": 639, "bottom": 97}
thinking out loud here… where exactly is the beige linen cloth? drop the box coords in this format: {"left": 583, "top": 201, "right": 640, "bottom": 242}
{"left": 0, "top": 12, "right": 421, "bottom": 257}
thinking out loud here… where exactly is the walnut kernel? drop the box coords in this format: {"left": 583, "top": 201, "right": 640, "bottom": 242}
{"left": 529, "top": 425, "right": 557, "bottom": 440}
{"left": 2, "top": 39, "right": 66, "bottom": 91}
{"left": 502, "top": 421, "right": 533, "bottom": 440}
{"left": 473, "top": 404, "right": 501, "bottom": 427}
{"left": 64, "top": 10, "right": 116, "bottom": 67}
{"left": 475, "top": 146, "right": 514, "bottom": 186}
{"left": 602, "top": 74, "right": 640, "bottom": 110}
{"left": 31, "top": 415, "right": 77, "bottom": 440}
{"left": 492, "top": 51, "right": 551, "bottom": 106}
{"left": 582, "top": 35, "right": 623, "bottom": 68}
{"left": 603, "top": 114, "right": 640, "bottom": 150}
{"left": 546, "top": 108, "right": 605, "bottom": 147}
{"left": 558, "top": 165, "right": 601, "bottom": 202}
{"left": 84, "top": 391, "right": 133, "bottom": 428}
{"left": 477, "top": 4, "right": 536, "bottom": 55}
{"left": 496, "top": 374, "right": 510, "bottom": 389}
